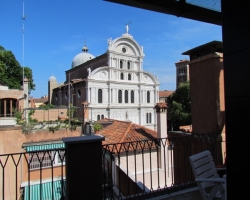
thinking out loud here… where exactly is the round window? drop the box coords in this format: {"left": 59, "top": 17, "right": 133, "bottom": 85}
{"left": 122, "top": 48, "right": 126, "bottom": 53}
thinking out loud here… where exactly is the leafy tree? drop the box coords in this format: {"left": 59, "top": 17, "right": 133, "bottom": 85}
{"left": 167, "top": 81, "right": 191, "bottom": 130}
{"left": 0, "top": 45, "right": 35, "bottom": 92}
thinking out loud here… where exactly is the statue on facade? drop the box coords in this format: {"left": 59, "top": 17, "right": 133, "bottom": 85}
{"left": 126, "top": 24, "right": 129, "bottom": 33}
{"left": 87, "top": 67, "right": 91, "bottom": 76}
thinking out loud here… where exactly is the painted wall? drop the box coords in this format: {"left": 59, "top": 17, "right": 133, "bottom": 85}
{"left": 0, "top": 126, "right": 80, "bottom": 199}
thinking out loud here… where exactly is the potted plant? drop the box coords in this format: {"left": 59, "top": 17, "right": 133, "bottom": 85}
{"left": 93, "top": 122, "right": 103, "bottom": 133}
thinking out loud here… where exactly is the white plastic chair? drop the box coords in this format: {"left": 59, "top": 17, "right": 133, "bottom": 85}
{"left": 189, "top": 150, "right": 226, "bottom": 200}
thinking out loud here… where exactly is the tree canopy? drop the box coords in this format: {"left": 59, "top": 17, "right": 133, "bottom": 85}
{"left": 0, "top": 45, "right": 35, "bottom": 93}
{"left": 167, "top": 81, "right": 191, "bottom": 130}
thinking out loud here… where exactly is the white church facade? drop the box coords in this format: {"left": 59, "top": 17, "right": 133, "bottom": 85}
{"left": 48, "top": 27, "right": 160, "bottom": 130}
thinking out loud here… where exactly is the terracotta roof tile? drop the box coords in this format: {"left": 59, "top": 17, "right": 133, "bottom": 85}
{"left": 155, "top": 102, "right": 167, "bottom": 109}
{"left": 159, "top": 91, "right": 174, "bottom": 98}
{"left": 97, "top": 119, "right": 159, "bottom": 152}
{"left": 175, "top": 59, "right": 189, "bottom": 64}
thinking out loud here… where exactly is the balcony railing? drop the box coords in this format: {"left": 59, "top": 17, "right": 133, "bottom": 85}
{"left": 0, "top": 132, "right": 225, "bottom": 200}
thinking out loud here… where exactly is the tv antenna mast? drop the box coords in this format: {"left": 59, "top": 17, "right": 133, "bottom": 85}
{"left": 22, "top": 1, "right": 27, "bottom": 89}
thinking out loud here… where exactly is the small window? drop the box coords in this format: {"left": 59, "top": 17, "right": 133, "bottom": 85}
{"left": 120, "top": 60, "right": 123, "bottom": 69}
{"left": 146, "top": 113, "right": 152, "bottom": 124}
{"left": 125, "top": 90, "right": 128, "bottom": 103}
{"left": 131, "top": 91, "right": 134, "bottom": 103}
{"left": 77, "top": 89, "right": 81, "bottom": 98}
{"left": 120, "top": 73, "right": 124, "bottom": 80}
{"left": 97, "top": 115, "right": 100, "bottom": 120}
{"left": 118, "top": 90, "right": 122, "bottom": 103}
{"left": 65, "top": 92, "right": 68, "bottom": 99}
{"left": 127, "top": 61, "right": 130, "bottom": 69}
{"left": 147, "top": 91, "right": 150, "bottom": 103}
{"left": 128, "top": 73, "right": 131, "bottom": 80}
{"left": 55, "top": 93, "right": 58, "bottom": 100}
{"left": 98, "top": 89, "right": 102, "bottom": 103}
{"left": 101, "top": 114, "right": 104, "bottom": 119}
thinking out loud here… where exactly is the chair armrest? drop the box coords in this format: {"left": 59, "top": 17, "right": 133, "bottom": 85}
{"left": 195, "top": 178, "right": 226, "bottom": 183}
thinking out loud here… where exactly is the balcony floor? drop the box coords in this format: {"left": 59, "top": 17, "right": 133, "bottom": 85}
{"left": 147, "top": 187, "right": 203, "bottom": 200}
{"left": 147, "top": 187, "right": 223, "bottom": 200}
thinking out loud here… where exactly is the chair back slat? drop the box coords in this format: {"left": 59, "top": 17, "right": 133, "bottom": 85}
{"left": 189, "top": 150, "right": 226, "bottom": 200}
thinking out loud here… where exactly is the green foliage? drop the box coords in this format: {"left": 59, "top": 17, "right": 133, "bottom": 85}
{"left": 0, "top": 45, "right": 35, "bottom": 92}
{"left": 168, "top": 81, "right": 191, "bottom": 129}
{"left": 48, "top": 125, "right": 60, "bottom": 133}
{"left": 93, "top": 122, "right": 103, "bottom": 131}
{"left": 22, "top": 123, "right": 35, "bottom": 134}
{"left": 13, "top": 108, "right": 23, "bottom": 124}
{"left": 28, "top": 109, "right": 35, "bottom": 123}
{"left": 38, "top": 103, "right": 54, "bottom": 110}
{"left": 71, "top": 118, "right": 82, "bottom": 126}
{"left": 67, "top": 104, "right": 76, "bottom": 117}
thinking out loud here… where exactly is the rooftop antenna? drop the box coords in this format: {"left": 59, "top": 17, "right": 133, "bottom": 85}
{"left": 22, "top": 1, "right": 27, "bottom": 89}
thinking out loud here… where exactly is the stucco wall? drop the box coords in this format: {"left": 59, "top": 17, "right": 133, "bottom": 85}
{"left": 0, "top": 126, "right": 80, "bottom": 199}
{"left": 189, "top": 53, "right": 225, "bottom": 134}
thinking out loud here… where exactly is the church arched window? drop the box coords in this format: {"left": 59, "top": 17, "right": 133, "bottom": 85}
{"left": 128, "top": 73, "right": 131, "bottom": 80}
{"left": 97, "top": 115, "right": 100, "bottom": 120}
{"left": 120, "top": 60, "right": 123, "bottom": 69}
{"left": 98, "top": 89, "right": 102, "bottom": 103}
{"left": 147, "top": 91, "right": 150, "bottom": 103}
{"left": 120, "top": 73, "right": 124, "bottom": 80}
{"left": 118, "top": 90, "right": 122, "bottom": 103}
{"left": 146, "top": 112, "right": 152, "bottom": 124}
{"left": 125, "top": 90, "right": 128, "bottom": 103}
{"left": 127, "top": 61, "right": 130, "bottom": 69}
{"left": 101, "top": 114, "right": 104, "bottom": 119}
{"left": 131, "top": 91, "right": 134, "bottom": 103}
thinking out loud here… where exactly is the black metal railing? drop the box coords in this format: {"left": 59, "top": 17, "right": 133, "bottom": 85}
{"left": 0, "top": 132, "right": 225, "bottom": 200}
{"left": 0, "top": 148, "right": 65, "bottom": 200}
{"left": 102, "top": 132, "right": 225, "bottom": 200}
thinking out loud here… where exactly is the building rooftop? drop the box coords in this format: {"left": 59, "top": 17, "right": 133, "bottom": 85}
{"left": 182, "top": 40, "right": 223, "bottom": 60}
{"left": 159, "top": 90, "right": 174, "bottom": 98}
{"left": 97, "top": 119, "right": 157, "bottom": 144}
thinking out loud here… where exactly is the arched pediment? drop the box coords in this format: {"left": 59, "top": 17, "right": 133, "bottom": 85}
{"left": 143, "top": 72, "right": 159, "bottom": 84}
{"left": 108, "top": 35, "right": 144, "bottom": 58}
{"left": 91, "top": 67, "right": 109, "bottom": 80}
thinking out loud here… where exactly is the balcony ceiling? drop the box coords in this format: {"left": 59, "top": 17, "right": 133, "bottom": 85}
{"left": 105, "top": 0, "right": 221, "bottom": 25}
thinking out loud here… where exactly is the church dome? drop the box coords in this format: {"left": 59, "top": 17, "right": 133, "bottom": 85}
{"left": 49, "top": 75, "right": 57, "bottom": 81}
{"left": 72, "top": 45, "right": 95, "bottom": 68}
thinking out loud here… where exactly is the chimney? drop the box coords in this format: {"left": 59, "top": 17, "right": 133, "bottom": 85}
{"left": 155, "top": 102, "right": 168, "bottom": 138}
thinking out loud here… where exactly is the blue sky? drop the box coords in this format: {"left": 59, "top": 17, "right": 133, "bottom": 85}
{"left": 0, "top": 0, "right": 222, "bottom": 98}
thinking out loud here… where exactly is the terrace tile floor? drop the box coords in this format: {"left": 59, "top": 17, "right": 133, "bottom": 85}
{"left": 147, "top": 187, "right": 223, "bottom": 200}
{"left": 147, "top": 187, "right": 203, "bottom": 200}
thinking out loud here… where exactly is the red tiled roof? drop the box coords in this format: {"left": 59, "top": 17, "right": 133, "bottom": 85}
{"left": 98, "top": 119, "right": 157, "bottom": 145}
{"left": 159, "top": 90, "right": 174, "bottom": 98}
{"left": 175, "top": 59, "right": 189, "bottom": 64}
{"left": 33, "top": 98, "right": 48, "bottom": 103}
{"left": 155, "top": 102, "right": 167, "bottom": 109}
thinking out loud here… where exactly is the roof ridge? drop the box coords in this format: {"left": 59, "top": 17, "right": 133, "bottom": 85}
{"left": 118, "top": 122, "right": 133, "bottom": 143}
